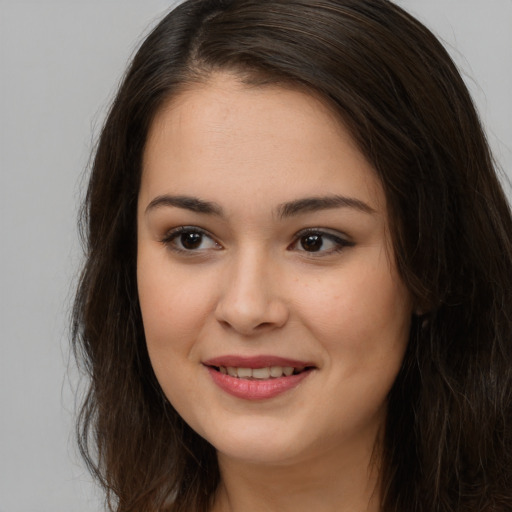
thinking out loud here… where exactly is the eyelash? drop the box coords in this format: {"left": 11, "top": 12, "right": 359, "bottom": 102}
{"left": 160, "top": 226, "right": 354, "bottom": 256}
{"left": 290, "top": 228, "right": 354, "bottom": 256}
{"left": 160, "top": 226, "right": 221, "bottom": 254}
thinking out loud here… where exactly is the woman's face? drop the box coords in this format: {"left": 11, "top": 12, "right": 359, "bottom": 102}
{"left": 137, "top": 73, "right": 412, "bottom": 466}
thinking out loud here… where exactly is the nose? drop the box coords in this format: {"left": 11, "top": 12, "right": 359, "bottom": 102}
{"left": 214, "top": 249, "right": 289, "bottom": 336}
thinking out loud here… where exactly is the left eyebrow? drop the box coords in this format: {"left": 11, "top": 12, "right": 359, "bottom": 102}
{"left": 277, "top": 195, "right": 376, "bottom": 218}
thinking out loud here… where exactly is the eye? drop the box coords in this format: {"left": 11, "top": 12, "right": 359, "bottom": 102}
{"left": 289, "top": 228, "right": 353, "bottom": 255}
{"left": 161, "top": 226, "right": 221, "bottom": 253}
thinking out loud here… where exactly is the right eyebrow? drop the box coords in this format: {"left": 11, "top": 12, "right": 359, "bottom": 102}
{"left": 144, "top": 195, "right": 224, "bottom": 216}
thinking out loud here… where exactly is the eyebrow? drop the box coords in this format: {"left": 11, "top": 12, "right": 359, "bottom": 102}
{"left": 144, "top": 194, "right": 376, "bottom": 217}
{"left": 277, "top": 195, "right": 376, "bottom": 218}
{"left": 145, "top": 195, "right": 224, "bottom": 216}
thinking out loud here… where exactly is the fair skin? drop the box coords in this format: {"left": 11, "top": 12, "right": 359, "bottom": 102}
{"left": 137, "top": 73, "right": 413, "bottom": 512}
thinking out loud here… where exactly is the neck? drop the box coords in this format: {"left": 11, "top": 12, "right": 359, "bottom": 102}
{"left": 211, "top": 433, "right": 383, "bottom": 512}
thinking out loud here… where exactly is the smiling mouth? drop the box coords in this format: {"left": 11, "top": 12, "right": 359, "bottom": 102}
{"left": 209, "top": 365, "right": 313, "bottom": 380}
{"left": 205, "top": 360, "right": 315, "bottom": 400}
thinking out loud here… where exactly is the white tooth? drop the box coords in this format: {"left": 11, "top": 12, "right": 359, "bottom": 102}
{"left": 283, "top": 366, "right": 294, "bottom": 376}
{"left": 237, "top": 367, "right": 253, "bottom": 379}
{"left": 219, "top": 366, "right": 227, "bottom": 375}
{"left": 227, "top": 367, "right": 238, "bottom": 377}
{"left": 270, "top": 366, "right": 284, "bottom": 378}
{"left": 252, "top": 367, "right": 270, "bottom": 379}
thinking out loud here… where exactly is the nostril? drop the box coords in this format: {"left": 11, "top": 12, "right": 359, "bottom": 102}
{"left": 254, "top": 321, "right": 274, "bottom": 330}
{"left": 214, "top": 279, "right": 289, "bottom": 335}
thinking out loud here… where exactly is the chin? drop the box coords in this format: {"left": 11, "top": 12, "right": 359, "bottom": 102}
{"left": 217, "top": 440, "right": 304, "bottom": 467}
{"left": 201, "top": 418, "right": 318, "bottom": 467}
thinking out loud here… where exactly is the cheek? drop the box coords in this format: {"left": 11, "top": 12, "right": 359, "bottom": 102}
{"left": 137, "top": 254, "right": 215, "bottom": 407}
{"left": 137, "top": 251, "right": 214, "bottom": 360}
{"left": 293, "top": 260, "right": 412, "bottom": 357}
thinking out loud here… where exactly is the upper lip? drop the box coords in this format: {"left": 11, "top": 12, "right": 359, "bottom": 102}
{"left": 203, "top": 355, "right": 315, "bottom": 369}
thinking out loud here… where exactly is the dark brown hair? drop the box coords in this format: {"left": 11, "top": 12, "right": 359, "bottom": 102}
{"left": 73, "top": 1, "right": 512, "bottom": 510}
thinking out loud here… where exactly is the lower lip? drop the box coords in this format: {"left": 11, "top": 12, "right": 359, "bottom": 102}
{"left": 206, "top": 366, "right": 312, "bottom": 400}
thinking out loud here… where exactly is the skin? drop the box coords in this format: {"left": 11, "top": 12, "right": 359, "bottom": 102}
{"left": 137, "top": 73, "right": 413, "bottom": 512}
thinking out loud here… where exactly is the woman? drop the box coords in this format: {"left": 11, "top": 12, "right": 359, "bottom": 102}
{"left": 73, "top": 0, "right": 512, "bottom": 511}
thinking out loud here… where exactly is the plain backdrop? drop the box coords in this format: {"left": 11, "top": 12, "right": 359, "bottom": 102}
{"left": 0, "top": 1, "right": 510, "bottom": 511}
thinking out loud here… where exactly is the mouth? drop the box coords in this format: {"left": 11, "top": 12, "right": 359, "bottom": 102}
{"left": 209, "top": 365, "right": 312, "bottom": 380}
{"left": 203, "top": 356, "right": 316, "bottom": 400}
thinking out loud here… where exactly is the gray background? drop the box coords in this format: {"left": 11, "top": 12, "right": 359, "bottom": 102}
{"left": 0, "top": 1, "right": 510, "bottom": 511}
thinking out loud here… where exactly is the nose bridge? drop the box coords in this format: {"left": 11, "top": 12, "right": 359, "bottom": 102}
{"left": 215, "top": 244, "right": 288, "bottom": 334}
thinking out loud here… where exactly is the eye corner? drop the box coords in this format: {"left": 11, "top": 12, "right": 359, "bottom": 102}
{"left": 160, "top": 225, "right": 223, "bottom": 254}
{"left": 289, "top": 227, "right": 354, "bottom": 256}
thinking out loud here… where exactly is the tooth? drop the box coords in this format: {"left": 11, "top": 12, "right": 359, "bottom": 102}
{"left": 252, "top": 367, "right": 270, "bottom": 379}
{"left": 237, "top": 368, "right": 252, "bottom": 379}
{"left": 270, "top": 366, "right": 284, "bottom": 378}
{"left": 222, "top": 365, "right": 300, "bottom": 379}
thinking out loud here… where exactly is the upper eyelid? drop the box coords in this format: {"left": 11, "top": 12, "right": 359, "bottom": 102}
{"left": 161, "top": 225, "right": 212, "bottom": 240}
{"left": 289, "top": 228, "right": 354, "bottom": 255}
{"left": 160, "top": 226, "right": 222, "bottom": 254}
{"left": 159, "top": 225, "right": 353, "bottom": 248}
{"left": 293, "top": 227, "right": 352, "bottom": 241}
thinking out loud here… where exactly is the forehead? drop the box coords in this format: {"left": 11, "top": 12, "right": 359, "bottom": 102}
{"left": 140, "top": 73, "right": 385, "bottom": 214}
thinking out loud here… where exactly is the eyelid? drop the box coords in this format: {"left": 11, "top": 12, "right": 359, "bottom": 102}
{"left": 159, "top": 225, "right": 353, "bottom": 256}
{"left": 294, "top": 227, "right": 352, "bottom": 239}
{"left": 290, "top": 227, "right": 354, "bottom": 255}
{"left": 160, "top": 225, "right": 222, "bottom": 252}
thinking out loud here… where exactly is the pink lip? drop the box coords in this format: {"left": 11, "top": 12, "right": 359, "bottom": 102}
{"left": 203, "top": 355, "right": 314, "bottom": 369}
{"left": 203, "top": 355, "right": 315, "bottom": 401}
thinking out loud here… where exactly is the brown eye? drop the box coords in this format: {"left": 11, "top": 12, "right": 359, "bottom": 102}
{"left": 300, "top": 234, "right": 324, "bottom": 252}
{"left": 161, "top": 227, "right": 221, "bottom": 253}
{"left": 290, "top": 229, "right": 353, "bottom": 256}
{"left": 180, "top": 232, "right": 203, "bottom": 250}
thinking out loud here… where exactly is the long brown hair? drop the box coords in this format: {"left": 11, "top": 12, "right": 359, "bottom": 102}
{"left": 73, "top": 1, "right": 512, "bottom": 510}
